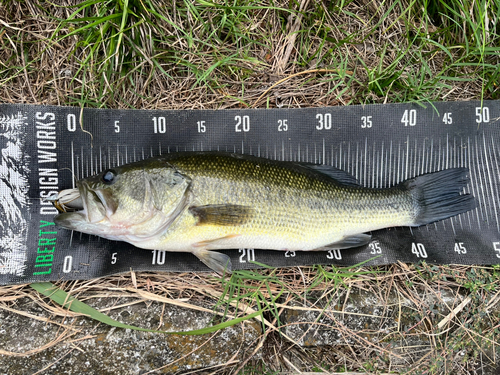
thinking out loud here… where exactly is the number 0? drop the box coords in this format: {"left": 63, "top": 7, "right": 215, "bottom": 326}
{"left": 62, "top": 256, "right": 73, "bottom": 273}
{"left": 67, "top": 114, "right": 76, "bottom": 132}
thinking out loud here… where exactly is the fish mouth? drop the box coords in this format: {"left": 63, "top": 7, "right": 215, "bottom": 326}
{"left": 53, "top": 182, "right": 117, "bottom": 230}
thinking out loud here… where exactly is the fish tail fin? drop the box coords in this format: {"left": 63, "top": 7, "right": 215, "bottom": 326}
{"left": 403, "top": 168, "right": 476, "bottom": 226}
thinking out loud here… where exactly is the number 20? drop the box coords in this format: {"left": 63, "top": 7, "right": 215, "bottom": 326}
{"left": 235, "top": 116, "right": 250, "bottom": 132}
{"left": 239, "top": 248, "right": 255, "bottom": 263}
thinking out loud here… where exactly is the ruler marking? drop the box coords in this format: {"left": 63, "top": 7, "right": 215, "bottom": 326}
{"left": 322, "top": 138, "right": 325, "bottom": 165}
{"left": 475, "top": 135, "right": 489, "bottom": 223}
{"left": 449, "top": 212, "right": 456, "bottom": 235}
{"left": 429, "top": 138, "right": 434, "bottom": 172}
{"left": 437, "top": 138, "right": 441, "bottom": 171}
{"left": 69, "top": 230, "right": 74, "bottom": 248}
{"left": 397, "top": 142, "right": 401, "bottom": 184}
{"left": 372, "top": 142, "right": 376, "bottom": 188}
{"left": 446, "top": 133, "right": 449, "bottom": 170}
{"left": 347, "top": 141, "right": 351, "bottom": 174}
{"left": 413, "top": 138, "right": 417, "bottom": 177}
{"left": 90, "top": 145, "right": 94, "bottom": 175}
{"left": 440, "top": 141, "right": 447, "bottom": 230}
{"left": 70, "top": 142, "right": 75, "bottom": 189}
{"left": 363, "top": 137, "right": 368, "bottom": 186}
{"left": 339, "top": 142, "right": 342, "bottom": 170}
{"left": 389, "top": 140, "right": 393, "bottom": 186}
{"left": 453, "top": 136, "right": 457, "bottom": 168}
{"left": 421, "top": 138, "right": 425, "bottom": 175}
{"left": 468, "top": 137, "right": 482, "bottom": 228}
{"left": 81, "top": 147, "right": 85, "bottom": 178}
{"left": 99, "top": 146, "right": 103, "bottom": 174}
{"left": 484, "top": 134, "right": 499, "bottom": 232}
{"left": 355, "top": 142, "right": 359, "bottom": 182}
{"left": 330, "top": 144, "right": 334, "bottom": 166}
{"left": 451, "top": 136, "right": 461, "bottom": 229}
{"left": 343, "top": 142, "right": 346, "bottom": 172}
{"left": 380, "top": 142, "right": 384, "bottom": 188}
{"left": 455, "top": 137, "right": 464, "bottom": 231}
{"left": 490, "top": 135, "right": 500, "bottom": 233}
{"left": 405, "top": 135, "right": 409, "bottom": 180}
{"left": 433, "top": 139, "right": 440, "bottom": 231}
{"left": 462, "top": 137, "right": 473, "bottom": 230}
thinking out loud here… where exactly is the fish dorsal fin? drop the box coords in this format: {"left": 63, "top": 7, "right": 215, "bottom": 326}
{"left": 295, "top": 163, "right": 361, "bottom": 187}
{"left": 189, "top": 204, "right": 254, "bottom": 226}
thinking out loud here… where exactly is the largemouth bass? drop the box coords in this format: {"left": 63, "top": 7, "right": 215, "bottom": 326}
{"left": 53, "top": 152, "right": 475, "bottom": 273}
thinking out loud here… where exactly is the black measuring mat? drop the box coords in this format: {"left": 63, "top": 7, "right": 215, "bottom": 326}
{"left": 0, "top": 101, "right": 499, "bottom": 285}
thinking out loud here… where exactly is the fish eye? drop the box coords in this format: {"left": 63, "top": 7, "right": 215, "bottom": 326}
{"left": 102, "top": 169, "right": 117, "bottom": 185}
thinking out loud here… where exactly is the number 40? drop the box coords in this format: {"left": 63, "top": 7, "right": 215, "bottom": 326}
{"left": 401, "top": 109, "right": 417, "bottom": 126}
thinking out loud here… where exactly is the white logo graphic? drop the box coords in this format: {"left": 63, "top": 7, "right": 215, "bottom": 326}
{"left": 0, "top": 112, "right": 30, "bottom": 276}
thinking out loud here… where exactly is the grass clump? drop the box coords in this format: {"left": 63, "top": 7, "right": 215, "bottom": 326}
{"left": 1, "top": 0, "right": 498, "bottom": 108}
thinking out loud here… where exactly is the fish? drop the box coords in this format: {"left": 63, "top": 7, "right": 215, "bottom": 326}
{"left": 52, "top": 151, "right": 476, "bottom": 273}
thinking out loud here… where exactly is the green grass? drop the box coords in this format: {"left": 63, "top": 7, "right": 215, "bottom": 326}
{"left": 1, "top": 0, "right": 498, "bottom": 107}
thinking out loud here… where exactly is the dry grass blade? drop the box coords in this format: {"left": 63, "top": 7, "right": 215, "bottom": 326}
{"left": 252, "top": 68, "right": 354, "bottom": 108}
{"left": 30, "top": 282, "right": 263, "bottom": 335}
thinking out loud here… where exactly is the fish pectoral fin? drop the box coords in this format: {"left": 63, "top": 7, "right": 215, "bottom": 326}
{"left": 193, "top": 249, "right": 232, "bottom": 274}
{"left": 189, "top": 205, "right": 254, "bottom": 226}
{"left": 315, "top": 234, "right": 372, "bottom": 250}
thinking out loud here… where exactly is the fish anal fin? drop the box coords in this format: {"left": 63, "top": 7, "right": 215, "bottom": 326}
{"left": 189, "top": 204, "right": 254, "bottom": 226}
{"left": 314, "top": 234, "right": 372, "bottom": 250}
{"left": 193, "top": 249, "right": 232, "bottom": 274}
